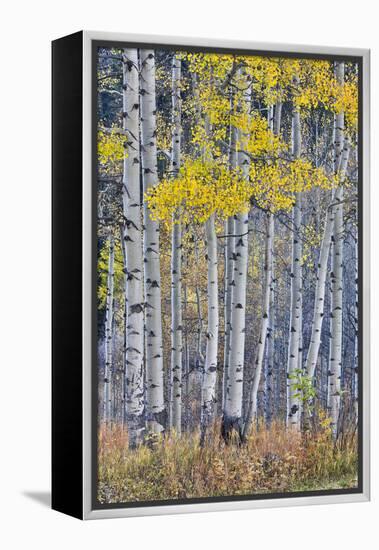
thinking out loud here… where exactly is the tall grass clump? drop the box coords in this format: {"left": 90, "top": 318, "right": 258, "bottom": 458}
{"left": 97, "top": 417, "right": 358, "bottom": 504}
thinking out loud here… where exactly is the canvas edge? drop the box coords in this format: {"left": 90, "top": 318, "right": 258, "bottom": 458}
{"left": 82, "top": 30, "right": 370, "bottom": 520}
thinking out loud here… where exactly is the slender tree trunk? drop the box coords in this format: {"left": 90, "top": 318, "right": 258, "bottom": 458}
{"left": 305, "top": 144, "right": 350, "bottom": 380}
{"left": 222, "top": 113, "right": 238, "bottom": 412}
{"left": 183, "top": 261, "right": 190, "bottom": 431}
{"left": 194, "top": 239, "right": 204, "bottom": 372}
{"left": 328, "top": 62, "right": 345, "bottom": 438}
{"left": 200, "top": 214, "right": 219, "bottom": 445}
{"left": 119, "top": 223, "right": 127, "bottom": 427}
{"left": 170, "top": 54, "right": 183, "bottom": 435}
{"left": 222, "top": 216, "right": 234, "bottom": 410}
{"left": 354, "top": 235, "right": 358, "bottom": 421}
{"left": 222, "top": 81, "right": 250, "bottom": 441}
{"left": 287, "top": 193, "right": 302, "bottom": 430}
{"left": 267, "top": 101, "right": 281, "bottom": 423}
{"left": 122, "top": 48, "right": 145, "bottom": 448}
{"left": 286, "top": 99, "right": 303, "bottom": 431}
{"left": 266, "top": 234, "right": 275, "bottom": 425}
{"left": 171, "top": 223, "right": 182, "bottom": 433}
{"left": 265, "top": 220, "right": 278, "bottom": 425}
{"left": 328, "top": 188, "right": 344, "bottom": 437}
{"left": 222, "top": 210, "right": 248, "bottom": 441}
{"left": 243, "top": 212, "right": 274, "bottom": 438}
{"left": 243, "top": 100, "right": 281, "bottom": 434}
{"left": 140, "top": 49, "right": 165, "bottom": 435}
{"left": 298, "top": 288, "right": 303, "bottom": 421}
{"left": 103, "top": 233, "right": 115, "bottom": 423}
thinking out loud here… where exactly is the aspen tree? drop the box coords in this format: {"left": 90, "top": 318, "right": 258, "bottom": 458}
{"left": 222, "top": 74, "right": 250, "bottom": 442}
{"left": 354, "top": 236, "right": 358, "bottom": 420}
{"left": 287, "top": 99, "right": 303, "bottom": 431}
{"left": 328, "top": 62, "right": 345, "bottom": 438}
{"left": 103, "top": 233, "right": 115, "bottom": 422}
{"left": 244, "top": 100, "right": 281, "bottom": 435}
{"left": 119, "top": 223, "right": 127, "bottom": 427}
{"left": 170, "top": 54, "right": 183, "bottom": 434}
{"left": 305, "top": 144, "right": 350, "bottom": 378}
{"left": 243, "top": 211, "right": 274, "bottom": 438}
{"left": 222, "top": 108, "right": 238, "bottom": 412}
{"left": 200, "top": 212, "right": 219, "bottom": 444}
{"left": 140, "top": 50, "right": 165, "bottom": 435}
{"left": 201, "top": 105, "right": 219, "bottom": 443}
{"left": 122, "top": 49, "right": 145, "bottom": 448}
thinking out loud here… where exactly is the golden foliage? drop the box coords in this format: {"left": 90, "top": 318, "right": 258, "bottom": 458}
{"left": 250, "top": 159, "right": 336, "bottom": 212}
{"left": 146, "top": 158, "right": 251, "bottom": 224}
{"left": 98, "top": 129, "right": 125, "bottom": 168}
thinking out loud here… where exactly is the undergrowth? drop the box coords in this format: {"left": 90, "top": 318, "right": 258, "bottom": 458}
{"left": 97, "top": 416, "right": 358, "bottom": 504}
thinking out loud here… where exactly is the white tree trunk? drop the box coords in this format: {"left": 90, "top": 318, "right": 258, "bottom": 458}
{"left": 265, "top": 261, "right": 275, "bottom": 425}
{"left": 103, "top": 233, "right": 115, "bottom": 423}
{"left": 243, "top": 212, "right": 274, "bottom": 438}
{"left": 265, "top": 101, "right": 281, "bottom": 424}
{"left": 328, "top": 62, "right": 345, "bottom": 438}
{"left": 222, "top": 94, "right": 249, "bottom": 440}
{"left": 222, "top": 210, "right": 248, "bottom": 441}
{"left": 287, "top": 193, "right": 302, "bottom": 430}
{"left": 122, "top": 48, "right": 145, "bottom": 448}
{"left": 305, "top": 206, "right": 334, "bottom": 382}
{"left": 243, "top": 100, "right": 281, "bottom": 432}
{"left": 354, "top": 236, "right": 358, "bottom": 420}
{"left": 171, "top": 223, "right": 182, "bottom": 434}
{"left": 200, "top": 214, "right": 219, "bottom": 444}
{"left": 119, "top": 223, "right": 127, "bottom": 427}
{"left": 170, "top": 54, "right": 183, "bottom": 435}
{"left": 183, "top": 256, "right": 191, "bottom": 428}
{"left": 223, "top": 216, "right": 234, "bottom": 410}
{"left": 287, "top": 103, "right": 302, "bottom": 431}
{"left": 305, "top": 144, "right": 350, "bottom": 382}
{"left": 328, "top": 186, "right": 344, "bottom": 437}
{"left": 140, "top": 49, "right": 165, "bottom": 435}
{"left": 222, "top": 118, "right": 238, "bottom": 411}
{"left": 194, "top": 239, "right": 204, "bottom": 372}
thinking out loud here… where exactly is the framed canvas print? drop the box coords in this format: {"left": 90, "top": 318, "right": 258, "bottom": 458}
{"left": 52, "top": 31, "right": 370, "bottom": 520}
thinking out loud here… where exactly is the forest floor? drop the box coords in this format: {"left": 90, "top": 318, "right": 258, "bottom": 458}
{"left": 97, "top": 418, "right": 358, "bottom": 504}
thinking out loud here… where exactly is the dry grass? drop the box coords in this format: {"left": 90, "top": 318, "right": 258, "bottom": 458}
{"left": 97, "top": 417, "right": 358, "bottom": 504}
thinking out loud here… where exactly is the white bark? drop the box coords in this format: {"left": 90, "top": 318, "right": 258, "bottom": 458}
{"left": 328, "top": 62, "right": 345, "bottom": 438}
{"left": 140, "top": 50, "right": 165, "bottom": 435}
{"left": 305, "top": 144, "right": 350, "bottom": 382}
{"left": 171, "top": 223, "right": 182, "bottom": 434}
{"left": 265, "top": 101, "right": 281, "bottom": 423}
{"left": 222, "top": 96, "right": 249, "bottom": 440}
{"left": 328, "top": 186, "right": 344, "bottom": 436}
{"left": 200, "top": 214, "right": 219, "bottom": 444}
{"left": 194, "top": 239, "right": 204, "bottom": 371}
{"left": 223, "top": 210, "right": 248, "bottom": 440}
{"left": 243, "top": 212, "right": 274, "bottom": 438}
{"left": 119, "top": 224, "right": 127, "bottom": 427}
{"left": 287, "top": 193, "right": 302, "bottom": 430}
{"left": 265, "top": 254, "right": 275, "bottom": 424}
{"left": 170, "top": 54, "right": 183, "bottom": 434}
{"left": 243, "top": 100, "right": 280, "bottom": 432}
{"left": 122, "top": 48, "right": 145, "bottom": 448}
{"left": 223, "top": 216, "right": 234, "bottom": 410}
{"left": 183, "top": 257, "right": 190, "bottom": 428}
{"left": 354, "top": 236, "right": 358, "bottom": 420}
{"left": 222, "top": 119, "right": 238, "bottom": 411}
{"left": 103, "top": 233, "right": 115, "bottom": 423}
{"left": 305, "top": 205, "right": 334, "bottom": 382}
{"left": 287, "top": 103, "right": 302, "bottom": 431}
